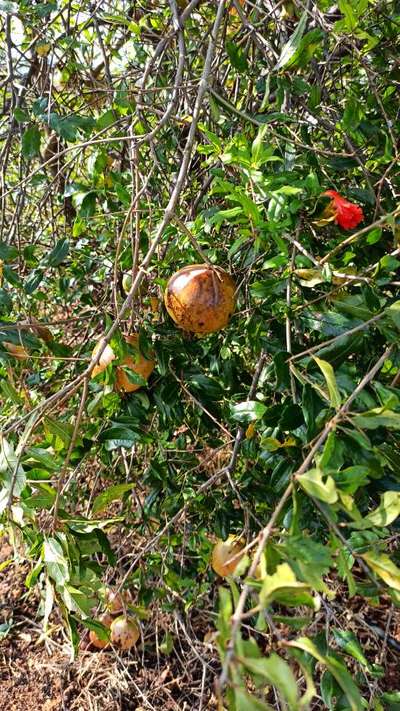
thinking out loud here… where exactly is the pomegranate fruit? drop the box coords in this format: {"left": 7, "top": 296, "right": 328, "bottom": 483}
{"left": 115, "top": 334, "right": 155, "bottom": 393}
{"left": 91, "top": 334, "right": 155, "bottom": 392}
{"left": 91, "top": 341, "right": 116, "bottom": 377}
{"left": 89, "top": 612, "right": 113, "bottom": 649}
{"left": 211, "top": 536, "right": 244, "bottom": 577}
{"left": 110, "top": 615, "right": 140, "bottom": 650}
{"left": 104, "top": 588, "right": 131, "bottom": 614}
{"left": 164, "top": 264, "right": 236, "bottom": 335}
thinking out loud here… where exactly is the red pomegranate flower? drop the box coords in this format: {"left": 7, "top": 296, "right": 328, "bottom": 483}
{"left": 322, "top": 190, "right": 364, "bottom": 230}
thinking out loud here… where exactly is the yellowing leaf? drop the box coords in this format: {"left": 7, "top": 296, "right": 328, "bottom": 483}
{"left": 245, "top": 422, "right": 256, "bottom": 439}
{"left": 361, "top": 550, "right": 400, "bottom": 591}
{"left": 293, "top": 268, "right": 324, "bottom": 287}
{"left": 297, "top": 468, "right": 338, "bottom": 504}
{"left": 36, "top": 42, "right": 51, "bottom": 56}
{"left": 313, "top": 356, "right": 341, "bottom": 409}
{"left": 260, "top": 563, "right": 316, "bottom": 609}
{"left": 350, "top": 491, "right": 400, "bottom": 530}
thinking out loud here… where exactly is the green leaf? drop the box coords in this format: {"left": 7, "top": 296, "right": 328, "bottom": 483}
{"left": 24, "top": 268, "right": 44, "bottom": 294}
{"left": 24, "top": 485, "right": 57, "bottom": 510}
{"left": 226, "top": 40, "right": 248, "bottom": 73}
{"left": 99, "top": 426, "right": 137, "bottom": 443}
{"left": 96, "top": 109, "right": 116, "bottom": 130}
{"left": 251, "top": 124, "right": 269, "bottom": 166}
{"left": 234, "top": 690, "right": 273, "bottom": 711}
{"left": 231, "top": 400, "right": 267, "bottom": 423}
{"left": 240, "top": 653, "right": 299, "bottom": 708}
{"left": 34, "top": 2, "right": 57, "bottom": 18}
{"left": 0, "top": 242, "right": 18, "bottom": 261}
{"left": 386, "top": 301, "right": 400, "bottom": 330}
{"left": 23, "top": 447, "right": 60, "bottom": 471}
{"left": 43, "top": 537, "right": 69, "bottom": 585}
{"left": 80, "top": 617, "right": 110, "bottom": 642}
{"left": 46, "top": 239, "right": 69, "bottom": 267}
{"left": 0, "top": 1, "right": 18, "bottom": 13}
{"left": 92, "top": 483, "right": 135, "bottom": 514}
{"left": 342, "top": 95, "right": 363, "bottom": 133}
{"left": 284, "top": 536, "right": 332, "bottom": 592}
{"left": 286, "top": 637, "right": 362, "bottom": 711}
{"left": 0, "top": 380, "right": 22, "bottom": 405}
{"left": 44, "top": 417, "right": 72, "bottom": 447}
{"left": 337, "top": 0, "right": 358, "bottom": 31}
{"left": 332, "top": 629, "right": 370, "bottom": 668}
{"left": 272, "top": 614, "right": 311, "bottom": 630}
{"left": 79, "top": 192, "right": 97, "bottom": 217}
{"left": 217, "top": 586, "right": 233, "bottom": 647}
{"left": 352, "top": 408, "right": 400, "bottom": 430}
{"left": 22, "top": 125, "right": 41, "bottom": 159}
{"left": 313, "top": 357, "right": 341, "bottom": 409}
{"left": 13, "top": 107, "right": 29, "bottom": 123}
{"left": 159, "top": 631, "right": 174, "bottom": 655}
{"left": 275, "top": 11, "right": 308, "bottom": 70}
{"left": 297, "top": 468, "right": 338, "bottom": 504}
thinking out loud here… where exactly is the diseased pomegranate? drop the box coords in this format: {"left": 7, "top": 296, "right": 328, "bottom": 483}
{"left": 110, "top": 615, "right": 140, "bottom": 650}
{"left": 164, "top": 264, "right": 236, "bottom": 335}
{"left": 211, "top": 536, "right": 244, "bottom": 577}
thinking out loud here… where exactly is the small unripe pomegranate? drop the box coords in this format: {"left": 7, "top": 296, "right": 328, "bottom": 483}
{"left": 164, "top": 264, "right": 236, "bottom": 335}
{"left": 89, "top": 612, "right": 113, "bottom": 649}
{"left": 211, "top": 536, "right": 244, "bottom": 577}
{"left": 110, "top": 615, "right": 140, "bottom": 650}
{"left": 115, "top": 334, "right": 155, "bottom": 393}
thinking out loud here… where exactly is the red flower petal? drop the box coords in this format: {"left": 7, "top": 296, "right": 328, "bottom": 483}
{"left": 323, "top": 190, "right": 364, "bottom": 230}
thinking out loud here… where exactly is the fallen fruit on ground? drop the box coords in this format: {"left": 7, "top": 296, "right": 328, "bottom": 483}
{"left": 164, "top": 263, "right": 236, "bottom": 335}
{"left": 115, "top": 334, "right": 155, "bottom": 393}
{"left": 211, "top": 536, "right": 244, "bottom": 577}
{"left": 89, "top": 612, "right": 113, "bottom": 649}
{"left": 110, "top": 615, "right": 140, "bottom": 650}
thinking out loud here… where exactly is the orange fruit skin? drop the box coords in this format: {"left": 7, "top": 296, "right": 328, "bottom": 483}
{"left": 89, "top": 612, "right": 113, "bottom": 649}
{"left": 211, "top": 537, "right": 244, "bottom": 577}
{"left": 115, "top": 334, "right": 155, "bottom": 393}
{"left": 110, "top": 616, "right": 140, "bottom": 650}
{"left": 164, "top": 264, "right": 236, "bottom": 335}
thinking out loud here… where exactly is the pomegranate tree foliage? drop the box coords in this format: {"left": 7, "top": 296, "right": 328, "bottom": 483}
{"left": 1, "top": 0, "right": 400, "bottom": 707}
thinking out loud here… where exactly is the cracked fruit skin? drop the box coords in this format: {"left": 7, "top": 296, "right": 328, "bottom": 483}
{"left": 115, "top": 334, "right": 155, "bottom": 393}
{"left": 164, "top": 264, "right": 236, "bottom": 335}
{"left": 110, "top": 615, "right": 140, "bottom": 650}
{"left": 211, "top": 537, "right": 244, "bottom": 577}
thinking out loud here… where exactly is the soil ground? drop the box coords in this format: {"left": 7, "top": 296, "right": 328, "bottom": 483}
{"left": 1, "top": 535, "right": 400, "bottom": 710}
